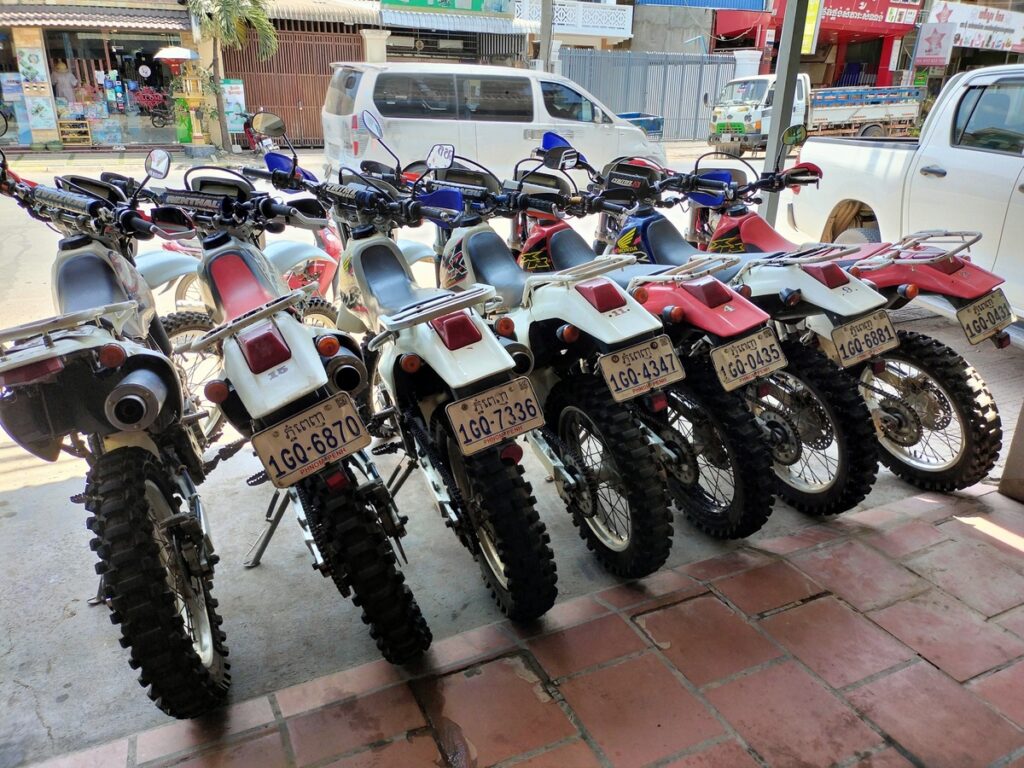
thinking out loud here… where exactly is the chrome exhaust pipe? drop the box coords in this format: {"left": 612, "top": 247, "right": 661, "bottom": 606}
{"left": 500, "top": 339, "right": 534, "bottom": 376}
{"left": 326, "top": 348, "right": 368, "bottom": 396}
{"left": 105, "top": 368, "right": 169, "bottom": 432}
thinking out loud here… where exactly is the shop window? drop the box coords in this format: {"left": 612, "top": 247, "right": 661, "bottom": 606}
{"left": 953, "top": 83, "right": 1024, "bottom": 155}
{"left": 325, "top": 67, "right": 362, "bottom": 116}
{"left": 373, "top": 73, "right": 457, "bottom": 119}
{"left": 457, "top": 76, "right": 533, "bottom": 122}
{"left": 542, "top": 81, "right": 608, "bottom": 123}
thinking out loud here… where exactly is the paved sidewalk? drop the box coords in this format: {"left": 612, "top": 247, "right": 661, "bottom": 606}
{"left": 34, "top": 486, "right": 1024, "bottom": 768}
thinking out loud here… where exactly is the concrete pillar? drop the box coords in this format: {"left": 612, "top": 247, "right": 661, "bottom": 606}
{"left": 877, "top": 35, "right": 896, "bottom": 87}
{"left": 999, "top": 401, "right": 1024, "bottom": 503}
{"left": 833, "top": 38, "right": 848, "bottom": 86}
{"left": 360, "top": 29, "right": 391, "bottom": 63}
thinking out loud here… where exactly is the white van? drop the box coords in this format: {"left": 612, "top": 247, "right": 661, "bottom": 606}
{"left": 322, "top": 62, "right": 665, "bottom": 178}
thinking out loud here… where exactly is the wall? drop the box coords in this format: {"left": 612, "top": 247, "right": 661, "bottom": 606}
{"left": 627, "top": 5, "right": 713, "bottom": 54}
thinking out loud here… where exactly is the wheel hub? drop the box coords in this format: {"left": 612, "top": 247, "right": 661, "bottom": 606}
{"left": 905, "top": 379, "right": 952, "bottom": 430}
{"left": 762, "top": 410, "right": 802, "bottom": 466}
{"left": 879, "top": 397, "right": 924, "bottom": 447}
{"left": 666, "top": 434, "right": 700, "bottom": 487}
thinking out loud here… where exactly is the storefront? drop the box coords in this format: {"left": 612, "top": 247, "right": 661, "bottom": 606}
{"left": 0, "top": 5, "right": 194, "bottom": 149}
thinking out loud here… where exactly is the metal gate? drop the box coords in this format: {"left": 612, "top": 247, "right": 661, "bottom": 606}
{"left": 559, "top": 49, "right": 736, "bottom": 142}
{"left": 223, "top": 24, "right": 363, "bottom": 147}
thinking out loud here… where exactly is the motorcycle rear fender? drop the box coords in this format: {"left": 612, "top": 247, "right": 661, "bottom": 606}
{"left": 222, "top": 312, "right": 328, "bottom": 420}
{"left": 398, "top": 239, "right": 435, "bottom": 269}
{"left": 264, "top": 240, "right": 335, "bottom": 276}
{"left": 136, "top": 249, "right": 199, "bottom": 291}
{"left": 526, "top": 282, "right": 663, "bottom": 346}
{"left": 738, "top": 266, "right": 887, "bottom": 317}
{"left": 643, "top": 281, "right": 769, "bottom": 338}
{"left": 857, "top": 259, "right": 1004, "bottom": 300}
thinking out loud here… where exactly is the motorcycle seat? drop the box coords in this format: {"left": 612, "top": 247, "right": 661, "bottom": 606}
{"left": 359, "top": 241, "right": 449, "bottom": 319}
{"left": 644, "top": 217, "right": 704, "bottom": 266}
{"left": 546, "top": 227, "right": 673, "bottom": 286}
{"left": 463, "top": 229, "right": 530, "bottom": 308}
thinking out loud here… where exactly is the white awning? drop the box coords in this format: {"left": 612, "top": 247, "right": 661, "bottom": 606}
{"left": 381, "top": 8, "right": 536, "bottom": 33}
{"left": 269, "top": 0, "right": 381, "bottom": 25}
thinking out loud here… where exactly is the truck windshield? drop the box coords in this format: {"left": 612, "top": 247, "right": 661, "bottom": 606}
{"left": 718, "top": 80, "right": 768, "bottom": 105}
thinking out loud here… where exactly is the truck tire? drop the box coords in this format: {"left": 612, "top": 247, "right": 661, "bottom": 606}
{"left": 858, "top": 124, "right": 887, "bottom": 138}
{"left": 835, "top": 227, "right": 881, "bottom": 245}
{"left": 713, "top": 144, "right": 744, "bottom": 158}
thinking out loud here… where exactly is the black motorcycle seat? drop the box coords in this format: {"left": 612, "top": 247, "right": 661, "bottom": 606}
{"left": 644, "top": 217, "right": 703, "bottom": 266}
{"left": 56, "top": 254, "right": 128, "bottom": 314}
{"left": 463, "top": 229, "right": 529, "bottom": 308}
{"left": 548, "top": 227, "right": 598, "bottom": 270}
{"left": 360, "top": 241, "right": 449, "bottom": 318}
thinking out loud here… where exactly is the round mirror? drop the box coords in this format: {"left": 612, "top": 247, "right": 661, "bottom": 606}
{"left": 145, "top": 149, "right": 171, "bottom": 180}
{"left": 252, "top": 112, "right": 287, "bottom": 138}
{"left": 361, "top": 110, "right": 384, "bottom": 141}
{"left": 782, "top": 124, "right": 808, "bottom": 147}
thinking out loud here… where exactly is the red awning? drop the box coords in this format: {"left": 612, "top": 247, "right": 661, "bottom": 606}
{"left": 715, "top": 10, "right": 771, "bottom": 38}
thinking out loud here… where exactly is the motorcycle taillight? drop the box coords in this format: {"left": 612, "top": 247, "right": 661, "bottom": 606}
{"left": 0, "top": 357, "right": 64, "bottom": 388}
{"left": 237, "top": 321, "right": 291, "bottom": 374}
{"left": 930, "top": 256, "right": 965, "bottom": 275}
{"left": 576, "top": 279, "right": 627, "bottom": 312}
{"left": 430, "top": 311, "right": 482, "bottom": 351}
{"left": 802, "top": 262, "right": 850, "bottom": 289}
{"left": 681, "top": 276, "right": 733, "bottom": 307}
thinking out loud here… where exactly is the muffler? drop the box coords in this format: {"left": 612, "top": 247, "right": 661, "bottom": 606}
{"left": 500, "top": 339, "right": 534, "bottom": 376}
{"left": 105, "top": 368, "right": 169, "bottom": 431}
{"left": 326, "top": 348, "right": 368, "bottom": 396}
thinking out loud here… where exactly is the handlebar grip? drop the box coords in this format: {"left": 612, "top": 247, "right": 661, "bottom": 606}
{"left": 259, "top": 198, "right": 296, "bottom": 219}
{"left": 121, "top": 211, "right": 155, "bottom": 237}
{"left": 241, "top": 167, "right": 275, "bottom": 181}
{"left": 418, "top": 205, "right": 453, "bottom": 223}
{"left": 30, "top": 185, "right": 103, "bottom": 216}
{"left": 593, "top": 198, "right": 627, "bottom": 215}
{"left": 521, "top": 196, "right": 558, "bottom": 214}
{"left": 695, "top": 178, "right": 730, "bottom": 193}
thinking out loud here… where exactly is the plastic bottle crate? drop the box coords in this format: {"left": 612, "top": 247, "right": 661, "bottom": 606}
{"left": 618, "top": 112, "right": 664, "bottom": 140}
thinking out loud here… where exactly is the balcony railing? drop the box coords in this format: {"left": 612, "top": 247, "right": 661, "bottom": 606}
{"left": 515, "top": 0, "right": 634, "bottom": 39}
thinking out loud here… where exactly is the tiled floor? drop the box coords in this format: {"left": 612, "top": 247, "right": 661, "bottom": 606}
{"left": 34, "top": 486, "right": 1024, "bottom": 768}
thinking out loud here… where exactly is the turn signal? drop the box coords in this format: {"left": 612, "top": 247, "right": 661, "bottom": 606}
{"left": 630, "top": 286, "right": 649, "bottom": 304}
{"left": 557, "top": 324, "right": 580, "bottom": 344}
{"left": 399, "top": 354, "right": 422, "bottom": 374}
{"left": 495, "top": 316, "right": 516, "bottom": 338}
{"left": 98, "top": 343, "right": 127, "bottom": 369}
{"left": 736, "top": 284, "right": 753, "bottom": 298}
{"left": 662, "top": 305, "right": 686, "bottom": 324}
{"left": 315, "top": 335, "right": 341, "bottom": 357}
{"left": 897, "top": 283, "right": 919, "bottom": 300}
{"left": 204, "top": 379, "right": 230, "bottom": 404}
{"left": 779, "top": 288, "right": 802, "bottom": 307}
{"left": 849, "top": 265, "right": 864, "bottom": 278}
{"left": 994, "top": 331, "right": 1012, "bottom": 349}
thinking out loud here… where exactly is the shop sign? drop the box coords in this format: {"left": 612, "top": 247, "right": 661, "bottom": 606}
{"left": 913, "top": 68, "right": 929, "bottom": 86}
{"left": 380, "top": 0, "right": 513, "bottom": 17}
{"left": 915, "top": 22, "right": 956, "bottom": 66}
{"left": 928, "top": 1, "right": 1024, "bottom": 54}
{"left": 802, "top": 0, "right": 824, "bottom": 55}
{"left": 819, "top": 0, "right": 920, "bottom": 32}
{"left": 222, "top": 79, "right": 247, "bottom": 133}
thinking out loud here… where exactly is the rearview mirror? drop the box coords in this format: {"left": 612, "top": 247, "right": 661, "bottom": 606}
{"left": 252, "top": 112, "right": 287, "bottom": 138}
{"left": 543, "top": 146, "right": 579, "bottom": 172}
{"left": 361, "top": 110, "right": 383, "bottom": 142}
{"left": 144, "top": 149, "right": 171, "bottom": 180}
{"left": 782, "top": 124, "right": 808, "bottom": 147}
{"left": 426, "top": 143, "right": 455, "bottom": 170}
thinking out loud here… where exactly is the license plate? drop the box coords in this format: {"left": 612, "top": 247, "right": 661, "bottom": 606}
{"left": 599, "top": 335, "right": 685, "bottom": 402}
{"left": 710, "top": 327, "right": 788, "bottom": 391}
{"left": 831, "top": 309, "right": 899, "bottom": 367}
{"left": 446, "top": 376, "right": 545, "bottom": 456}
{"left": 252, "top": 393, "right": 371, "bottom": 488}
{"left": 956, "top": 289, "right": 1015, "bottom": 345}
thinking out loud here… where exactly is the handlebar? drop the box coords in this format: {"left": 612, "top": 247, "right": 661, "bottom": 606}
{"left": 241, "top": 166, "right": 275, "bottom": 182}
{"left": 259, "top": 198, "right": 297, "bottom": 220}
{"left": 29, "top": 185, "right": 105, "bottom": 217}
{"left": 119, "top": 210, "right": 155, "bottom": 238}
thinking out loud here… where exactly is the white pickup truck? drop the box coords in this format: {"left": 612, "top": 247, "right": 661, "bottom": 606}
{"left": 789, "top": 64, "right": 1024, "bottom": 316}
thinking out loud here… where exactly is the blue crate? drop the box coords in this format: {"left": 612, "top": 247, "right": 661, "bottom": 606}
{"left": 619, "top": 112, "right": 664, "bottom": 140}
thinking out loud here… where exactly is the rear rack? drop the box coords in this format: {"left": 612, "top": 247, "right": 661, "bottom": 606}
{"left": 0, "top": 301, "right": 139, "bottom": 356}
{"left": 849, "top": 230, "right": 981, "bottom": 271}
{"left": 626, "top": 255, "right": 739, "bottom": 291}
{"left": 733, "top": 244, "right": 861, "bottom": 281}
{"left": 521, "top": 255, "right": 637, "bottom": 307}
{"left": 366, "top": 284, "right": 496, "bottom": 353}
{"left": 185, "top": 287, "right": 315, "bottom": 353}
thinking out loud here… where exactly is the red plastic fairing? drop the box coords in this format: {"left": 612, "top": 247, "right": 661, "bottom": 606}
{"left": 850, "top": 257, "right": 1004, "bottom": 299}
{"left": 710, "top": 210, "right": 801, "bottom": 253}
{"left": 518, "top": 221, "right": 571, "bottom": 271}
{"left": 640, "top": 279, "right": 769, "bottom": 337}
{"left": 209, "top": 252, "right": 275, "bottom": 321}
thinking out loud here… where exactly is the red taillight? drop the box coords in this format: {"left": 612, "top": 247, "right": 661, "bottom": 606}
{"left": 351, "top": 115, "right": 359, "bottom": 130}
{"left": 648, "top": 392, "right": 668, "bottom": 412}
{"left": 802, "top": 262, "right": 850, "bottom": 288}
{"left": 324, "top": 469, "right": 349, "bottom": 491}
{"left": 0, "top": 356, "right": 63, "bottom": 388}
{"left": 430, "top": 311, "right": 482, "bottom": 351}
{"left": 681, "top": 276, "right": 733, "bottom": 307}
{"left": 576, "top": 279, "right": 627, "bottom": 312}
{"left": 237, "top": 322, "right": 291, "bottom": 374}
{"left": 931, "top": 257, "right": 964, "bottom": 275}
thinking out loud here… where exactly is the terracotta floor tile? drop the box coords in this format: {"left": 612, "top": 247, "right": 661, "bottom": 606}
{"left": 713, "top": 561, "right": 824, "bottom": 616}
{"left": 679, "top": 550, "right": 774, "bottom": 582}
{"left": 905, "top": 539, "right": 1024, "bottom": 617}
{"left": 635, "top": 594, "right": 781, "bottom": 687}
{"left": 597, "top": 570, "right": 705, "bottom": 609}
{"left": 707, "top": 660, "right": 879, "bottom": 768}
{"left": 415, "top": 655, "right": 575, "bottom": 767}
{"left": 172, "top": 732, "right": 289, "bottom": 768}
{"left": 999, "top": 606, "right": 1024, "bottom": 639}
{"left": 528, "top": 614, "right": 647, "bottom": 679}
{"left": 33, "top": 739, "right": 129, "bottom": 768}
{"left": 760, "top": 597, "right": 914, "bottom": 688}
{"left": 952, "top": 482, "right": 999, "bottom": 498}
{"left": 791, "top": 541, "right": 928, "bottom": 611}
{"left": 938, "top": 514, "right": 1024, "bottom": 567}
{"left": 325, "top": 733, "right": 441, "bottom": 768}
{"left": 419, "top": 623, "right": 517, "bottom": 675}
{"left": 852, "top": 749, "right": 917, "bottom": 767}
{"left": 508, "top": 595, "right": 610, "bottom": 640}
{"left": 750, "top": 525, "right": 842, "bottom": 555}
{"left": 276, "top": 660, "right": 406, "bottom": 718}
{"left": 560, "top": 654, "right": 722, "bottom": 768}
{"left": 864, "top": 520, "right": 948, "bottom": 559}
{"left": 507, "top": 739, "right": 604, "bottom": 768}
{"left": 848, "top": 662, "right": 1023, "bottom": 768}
{"left": 663, "top": 740, "right": 760, "bottom": 767}
{"left": 869, "top": 590, "right": 1024, "bottom": 682}
{"left": 840, "top": 504, "right": 909, "bottom": 528}
{"left": 287, "top": 684, "right": 425, "bottom": 766}
{"left": 968, "top": 660, "right": 1024, "bottom": 727}
{"left": 135, "top": 697, "right": 276, "bottom": 763}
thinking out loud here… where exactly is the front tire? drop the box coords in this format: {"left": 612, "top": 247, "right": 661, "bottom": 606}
{"left": 86, "top": 448, "right": 229, "bottom": 717}
{"left": 547, "top": 376, "right": 673, "bottom": 577}
{"left": 857, "top": 330, "right": 1001, "bottom": 491}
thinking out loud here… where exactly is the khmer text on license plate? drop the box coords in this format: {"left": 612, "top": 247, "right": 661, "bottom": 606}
{"left": 599, "top": 335, "right": 685, "bottom": 402}
{"left": 956, "top": 289, "right": 1015, "bottom": 345}
{"left": 710, "top": 327, "right": 788, "bottom": 391}
{"left": 252, "top": 393, "right": 371, "bottom": 488}
{"left": 831, "top": 310, "right": 899, "bottom": 367}
{"left": 446, "top": 377, "right": 545, "bottom": 456}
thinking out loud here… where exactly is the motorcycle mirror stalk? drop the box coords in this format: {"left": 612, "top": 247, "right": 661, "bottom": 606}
{"left": 360, "top": 109, "right": 402, "bottom": 179}
{"left": 252, "top": 111, "right": 301, "bottom": 180}
{"left": 130, "top": 148, "right": 172, "bottom": 206}
{"left": 772, "top": 124, "right": 808, "bottom": 174}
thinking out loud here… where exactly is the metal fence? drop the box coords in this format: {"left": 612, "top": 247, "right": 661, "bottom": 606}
{"left": 560, "top": 49, "right": 737, "bottom": 142}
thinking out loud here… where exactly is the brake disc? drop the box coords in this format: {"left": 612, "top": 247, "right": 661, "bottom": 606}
{"left": 908, "top": 380, "right": 953, "bottom": 431}
{"left": 791, "top": 392, "right": 834, "bottom": 450}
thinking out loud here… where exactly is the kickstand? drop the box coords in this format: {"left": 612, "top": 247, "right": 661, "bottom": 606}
{"left": 87, "top": 575, "right": 106, "bottom": 607}
{"left": 243, "top": 490, "right": 290, "bottom": 568}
